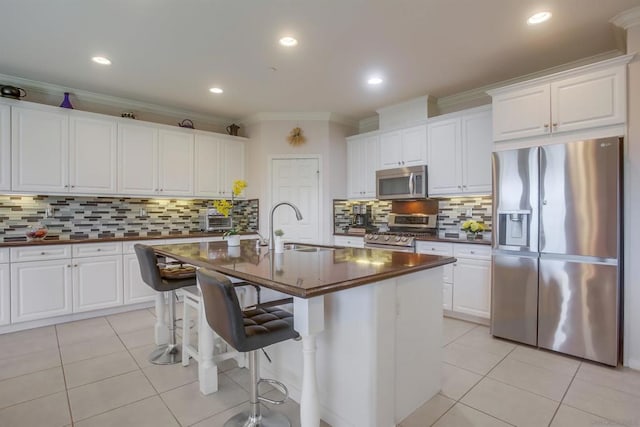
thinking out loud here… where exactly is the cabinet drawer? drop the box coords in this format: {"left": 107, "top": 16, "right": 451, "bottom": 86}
{"left": 333, "top": 235, "right": 364, "bottom": 248}
{"left": 416, "top": 241, "right": 453, "bottom": 256}
{"left": 0, "top": 248, "right": 9, "bottom": 264}
{"left": 72, "top": 242, "right": 122, "bottom": 258}
{"left": 10, "top": 245, "right": 72, "bottom": 262}
{"left": 454, "top": 244, "right": 491, "bottom": 260}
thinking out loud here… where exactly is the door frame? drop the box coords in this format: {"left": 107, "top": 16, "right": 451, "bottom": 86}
{"left": 268, "top": 154, "right": 324, "bottom": 243}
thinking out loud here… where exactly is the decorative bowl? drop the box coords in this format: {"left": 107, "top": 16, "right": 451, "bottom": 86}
{"left": 25, "top": 226, "right": 48, "bottom": 241}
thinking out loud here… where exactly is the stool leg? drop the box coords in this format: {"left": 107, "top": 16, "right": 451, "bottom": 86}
{"left": 149, "top": 290, "right": 182, "bottom": 365}
{"left": 182, "top": 291, "right": 190, "bottom": 367}
{"left": 224, "top": 350, "right": 291, "bottom": 427}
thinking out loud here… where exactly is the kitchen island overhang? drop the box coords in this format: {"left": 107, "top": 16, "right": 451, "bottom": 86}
{"left": 153, "top": 240, "right": 455, "bottom": 427}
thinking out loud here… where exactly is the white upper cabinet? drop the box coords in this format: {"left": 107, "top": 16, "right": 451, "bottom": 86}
{"left": 428, "top": 107, "right": 492, "bottom": 196}
{"left": 69, "top": 112, "right": 118, "bottom": 194}
{"left": 490, "top": 56, "right": 630, "bottom": 142}
{"left": 346, "top": 134, "right": 379, "bottom": 199}
{"left": 11, "top": 105, "right": 69, "bottom": 192}
{"left": 158, "top": 129, "right": 194, "bottom": 196}
{"left": 219, "top": 139, "right": 245, "bottom": 197}
{"left": 0, "top": 104, "right": 10, "bottom": 191}
{"left": 378, "top": 124, "right": 427, "bottom": 169}
{"left": 118, "top": 122, "right": 159, "bottom": 195}
{"left": 194, "top": 134, "right": 245, "bottom": 198}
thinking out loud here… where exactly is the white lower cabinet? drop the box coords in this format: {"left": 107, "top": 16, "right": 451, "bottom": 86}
{"left": 452, "top": 244, "right": 491, "bottom": 319}
{"left": 123, "top": 253, "right": 156, "bottom": 304}
{"left": 0, "top": 249, "right": 10, "bottom": 325}
{"left": 333, "top": 235, "right": 364, "bottom": 248}
{"left": 73, "top": 255, "right": 123, "bottom": 312}
{"left": 416, "top": 241, "right": 454, "bottom": 310}
{"left": 11, "top": 259, "right": 73, "bottom": 323}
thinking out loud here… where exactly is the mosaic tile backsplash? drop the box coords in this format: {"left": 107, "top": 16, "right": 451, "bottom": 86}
{"left": 334, "top": 196, "right": 492, "bottom": 239}
{"left": 0, "top": 195, "right": 259, "bottom": 241}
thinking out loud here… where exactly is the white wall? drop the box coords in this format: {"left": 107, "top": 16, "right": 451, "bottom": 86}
{"left": 244, "top": 118, "right": 352, "bottom": 244}
{"left": 624, "top": 23, "right": 640, "bottom": 368}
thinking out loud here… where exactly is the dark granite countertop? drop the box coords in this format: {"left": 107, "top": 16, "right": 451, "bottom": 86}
{"left": 334, "top": 232, "right": 491, "bottom": 246}
{"left": 153, "top": 240, "right": 456, "bottom": 298}
{"left": 0, "top": 232, "right": 257, "bottom": 248}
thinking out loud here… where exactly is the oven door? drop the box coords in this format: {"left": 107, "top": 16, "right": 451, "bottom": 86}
{"left": 364, "top": 243, "right": 415, "bottom": 253}
{"left": 376, "top": 166, "right": 427, "bottom": 200}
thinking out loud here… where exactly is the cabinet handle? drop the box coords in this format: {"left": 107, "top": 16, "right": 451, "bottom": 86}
{"left": 544, "top": 124, "right": 549, "bottom": 128}
{"left": 463, "top": 185, "right": 467, "bottom": 189}
{"left": 41, "top": 252, "right": 46, "bottom": 255}
{"left": 97, "top": 248, "right": 101, "bottom": 251}
{"left": 453, "top": 263, "right": 457, "bottom": 267}
{"left": 64, "top": 185, "right": 68, "bottom": 188}
{"left": 402, "top": 161, "right": 405, "bottom": 165}
{"left": 71, "top": 185, "right": 75, "bottom": 188}
{"left": 67, "top": 265, "right": 71, "bottom": 268}
{"left": 470, "top": 251, "right": 475, "bottom": 254}
{"left": 398, "top": 162, "right": 401, "bottom": 165}
{"left": 74, "top": 264, "right": 78, "bottom": 267}
{"left": 552, "top": 123, "right": 557, "bottom": 127}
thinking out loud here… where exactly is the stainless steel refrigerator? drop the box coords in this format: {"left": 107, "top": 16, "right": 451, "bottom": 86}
{"left": 491, "top": 137, "right": 622, "bottom": 366}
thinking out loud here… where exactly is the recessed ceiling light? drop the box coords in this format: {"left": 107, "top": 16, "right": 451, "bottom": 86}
{"left": 527, "top": 11, "right": 552, "bottom": 25}
{"left": 209, "top": 87, "right": 224, "bottom": 94}
{"left": 91, "top": 56, "right": 111, "bottom": 65}
{"left": 367, "top": 76, "right": 384, "bottom": 85}
{"left": 279, "top": 36, "right": 298, "bottom": 47}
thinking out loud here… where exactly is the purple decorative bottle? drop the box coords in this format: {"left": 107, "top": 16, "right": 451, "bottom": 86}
{"left": 60, "top": 92, "right": 73, "bottom": 109}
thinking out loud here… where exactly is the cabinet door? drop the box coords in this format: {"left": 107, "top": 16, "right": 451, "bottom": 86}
{"left": 452, "top": 258, "right": 491, "bottom": 318}
{"left": 123, "top": 253, "right": 156, "bottom": 304}
{"left": 333, "top": 235, "right": 364, "bottom": 248}
{"left": 118, "top": 123, "right": 158, "bottom": 194}
{"left": 401, "top": 125, "right": 427, "bottom": 167}
{"left": 363, "top": 135, "right": 380, "bottom": 197}
{"left": 551, "top": 66, "right": 626, "bottom": 134}
{"left": 443, "top": 282, "right": 453, "bottom": 311}
{"left": 378, "top": 131, "right": 403, "bottom": 169}
{"left": 11, "top": 106, "right": 69, "bottom": 192}
{"left": 11, "top": 260, "right": 72, "bottom": 322}
{"left": 220, "top": 139, "right": 245, "bottom": 197}
{"left": 69, "top": 114, "right": 117, "bottom": 194}
{"left": 427, "top": 118, "right": 460, "bottom": 195}
{"left": 492, "top": 84, "right": 550, "bottom": 141}
{"left": 158, "top": 129, "right": 194, "bottom": 196}
{"left": 194, "top": 134, "right": 222, "bottom": 197}
{"left": 73, "top": 255, "right": 123, "bottom": 312}
{"left": 0, "top": 104, "right": 10, "bottom": 191}
{"left": 461, "top": 109, "right": 492, "bottom": 194}
{"left": 346, "top": 139, "right": 363, "bottom": 198}
{"left": 0, "top": 263, "right": 9, "bottom": 325}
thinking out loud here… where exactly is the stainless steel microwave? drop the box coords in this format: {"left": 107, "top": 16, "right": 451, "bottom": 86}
{"left": 376, "top": 165, "right": 428, "bottom": 200}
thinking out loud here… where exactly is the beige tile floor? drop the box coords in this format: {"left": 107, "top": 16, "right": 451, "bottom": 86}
{"left": 1, "top": 310, "right": 639, "bottom": 427}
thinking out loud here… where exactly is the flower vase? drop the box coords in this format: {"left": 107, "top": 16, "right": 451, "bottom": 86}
{"left": 60, "top": 92, "right": 73, "bottom": 109}
{"left": 227, "top": 245, "right": 240, "bottom": 257}
{"left": 467, "top": 232, "right": 477, "bottom": 241}
{"left": 274, "top": 236, "right": 284, "bottom": 253}
{"left": 227, "top": 235, "right": 241, "bottom": 247}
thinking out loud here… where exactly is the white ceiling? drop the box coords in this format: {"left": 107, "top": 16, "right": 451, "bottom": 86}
{"left": 0, "top": 0, "right": 638, "bottom": 121}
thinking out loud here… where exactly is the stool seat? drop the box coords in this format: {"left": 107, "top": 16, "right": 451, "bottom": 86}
{"left": 241, "top": 306, "right": 297, "bottom": 352}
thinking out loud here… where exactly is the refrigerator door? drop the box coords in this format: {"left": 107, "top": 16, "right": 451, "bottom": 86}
{"left": 492, "top": 147, "right": 538, "bottom": 252}
{"left": 538, "top": 256, "right": 619, "bottom": 366}
{"left": 539, "top": 138, "right": 620, "bottom": 259}
{"left": 491, "top": 251, "right": 539, "bottom": 345}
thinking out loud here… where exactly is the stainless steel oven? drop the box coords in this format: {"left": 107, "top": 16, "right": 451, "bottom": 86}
{"left": 376, "top": 165, "right": 427, "bottom": 200}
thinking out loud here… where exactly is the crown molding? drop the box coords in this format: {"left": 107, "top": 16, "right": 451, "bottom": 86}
{"left": 611, "top": 6, "right": 640, "bottom": 30}
{"left": 358, "top": 116, "right": 379, "bottom": 133}
{"left": 0, "top": 72, "right": 234, "bottom": 127}
{"left": 241, "top": 111, "right": 358, "bottom": 128}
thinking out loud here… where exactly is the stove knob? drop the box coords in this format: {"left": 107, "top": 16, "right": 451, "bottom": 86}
{"left": 401, "top": 236, "right": 409, "bottom": 243}
{"left": 365, "top": 234, "right": 373, "bottom": 240}
{"left": 373, "top": 234, "right": 379, "bottom": 240}
{"left": 383, "top": 235, "right": 390, "bottom": 241}
{"left": 395, "top": 236, "right": 401, "bottom": 242}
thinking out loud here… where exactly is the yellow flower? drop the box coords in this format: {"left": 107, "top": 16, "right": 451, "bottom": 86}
{"left": 461, "top": 220, "right": 485, "bottom": 233}
{"left": 232, "top": 180, "right": 247, "bottom": 197}
{"left": 212, "top": 199, "right": 232, "bottom": 217}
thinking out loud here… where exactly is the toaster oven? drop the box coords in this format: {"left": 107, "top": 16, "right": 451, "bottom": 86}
{"left": 199, "top": 208, "right": 233, "bottom": 231}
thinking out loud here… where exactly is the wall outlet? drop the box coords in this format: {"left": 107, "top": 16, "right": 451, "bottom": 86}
{"left": 45, "top": 205, "right": 54, "bottom": 218}
{"left": 466, "top": 208, "right": 473, "bottom": 217}
{"left": 139, "top": 208, "right": 147, "bottom": 217}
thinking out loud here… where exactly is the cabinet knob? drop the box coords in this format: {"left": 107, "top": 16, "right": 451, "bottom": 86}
{"left": 64, "top": 185, "right": 69, "bottom": 188}
{"left": 552, "top": 123, "right": 558, "bottom": 127}
{"left": 67, "top": 265, "right": 71, "bottom": 268}
{"left": 544, "top": 124, "right": 549, "bottom": 128}
{"left": 41, "top": 252, "right": 46, "bottom": 255}
{"left": 74, "top": 264, "right": 78, "bottom": 267}
{"left": 97, "top": 248, "right": 101, "bottom": 251}
{"left": 71, "top": 185, "right": 75, "bottom": 188}
{"left": 470, "top": 251, "right": 475, "bottom": 254}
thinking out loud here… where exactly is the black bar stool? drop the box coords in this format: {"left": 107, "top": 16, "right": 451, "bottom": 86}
{"left": 198, "top": 268, "right": 298, "bottom": 427}
{"left": 134, "top": 244, "right": 196, "bottom": 365}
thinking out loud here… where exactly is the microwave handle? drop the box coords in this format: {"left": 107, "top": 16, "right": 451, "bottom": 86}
{"left": 408, "top": 172, "right": 414, "bottom": 195}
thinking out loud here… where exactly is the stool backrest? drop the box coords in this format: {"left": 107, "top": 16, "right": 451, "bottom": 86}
{"left": 197, "top": 269, "right": 246, "bottom": 350}
{"left": 134, "top": 244, "right": 163, "bottom": 291}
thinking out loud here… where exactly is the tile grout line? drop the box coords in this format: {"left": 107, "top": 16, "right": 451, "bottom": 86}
{"left": 546, "top": 361, "right": 582, "bottom": 427}
{"left": 55, "top": 325, "right": 76, "bottom": 427}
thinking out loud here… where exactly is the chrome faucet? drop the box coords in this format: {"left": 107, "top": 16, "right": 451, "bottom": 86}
{"left": 253, "top": 230, "right": 269, "bottom": 246}
{"left": 269, "top": 202, "right": 304, "bottom": 252}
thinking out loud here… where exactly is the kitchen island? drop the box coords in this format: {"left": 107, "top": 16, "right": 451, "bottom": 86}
{"left": 153, "top": 240, "right": 455, "bottom": 427}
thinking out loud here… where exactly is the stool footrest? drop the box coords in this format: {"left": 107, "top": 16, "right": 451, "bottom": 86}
{"left": 258, "top": 378, "right": 288, "bottom": 405}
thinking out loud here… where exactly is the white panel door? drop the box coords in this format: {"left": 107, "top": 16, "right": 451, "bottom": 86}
{"left": 194, "top": 134, "right": 222, "bottom": 197}
{"left": 271, "top": 158, "right": 320, "bottom": 243}
{"left": 73, "top": 255, "right": 123, "bottom": 312}
{"left": 69, "top": 113, "right": 118, "bottom": 194}
{"left": 123, "top": 253, "right": 156, "bottom": 304}
{"left": 378, "top": 131, "right": 403, "bottom": 169}
{"left": 461, "top": 109, "right": 493, "bottom": 194}
{"left": 11, "top": 106, "right": 69, "bottom": 192}
{"left": 158, "top": 129, "right": 194, "bottom": 196}
{"left": 220, "top": 139, "right": 245, "bottom": 197}
{"left": 0, "top": 104, "right": 10, "bottom": 191}
{"left": 118, "top": 123, "right": 158, "bottom": 194}
{"left": 427, "top": 118, "right": 460, "bottom": 195}
{"left": 452, "top": 258, "right": 491, "bottom": 319}
{"left": 492, "top": 84, "right": 550, "bottom": 141}
{"left": 11, "top": 260, "right": 72, "bottom": 322}
{"left": 401, "top": 125, "right": 427, "bottom": 167}
{"left": 551, "top": 66, "right": 626, "bottom": 134}
{"left": 0, "top": 263, "right": 9, "bottom": 325}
